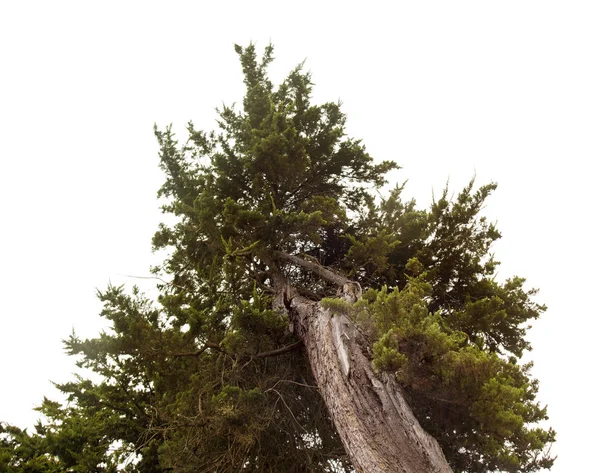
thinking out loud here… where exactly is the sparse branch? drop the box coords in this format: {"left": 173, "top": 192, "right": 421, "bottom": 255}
{"left": 253, "top": 340, "right": 303, "bottom": 359}
{"left": 171, "top": 341, "right": 222, "bottom": 358}
{"left": 170, "top": 340, "right": 303, "bottom": 360}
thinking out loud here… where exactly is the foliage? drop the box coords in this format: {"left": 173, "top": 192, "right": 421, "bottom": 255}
{"left": 2, "top": 43, "right": 554, "bottom": 472}
{"left": 1, "top": 422, "right": 61, "bottom": 473}
{"left": 327, "top": 275, "right": 555, "bottom": 472}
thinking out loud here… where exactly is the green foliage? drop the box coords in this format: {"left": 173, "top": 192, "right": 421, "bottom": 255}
{"left": 153, "top": 43, "right": 397, "bottom": 297}
{"left": 345, "top": 280, "right": 555, "bottom": 472}
{"left": 0, "top": 423, "right": 62, "bottom": 473}
{"left": 3, "top": 43, "right": 554, "bottom": 473}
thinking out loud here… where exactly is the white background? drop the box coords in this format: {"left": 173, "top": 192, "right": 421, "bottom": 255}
{"left": 1, "top": 2, "right": 598, "bottom": 472}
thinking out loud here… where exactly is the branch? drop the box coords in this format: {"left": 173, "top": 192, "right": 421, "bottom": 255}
{"left": 170, "top": 340, "right": 303, "bottom": 360}
{"left": 171, "top": 341, "right": 222, "bottom": 358}
{"left": 253, "top": 340, "right": 303, "bottom": 359}
{"left": 121, "top": 273, "right": 189, "bottom": 292}
{"left": 273, "top": 251, "right": 350, "bottom": 287}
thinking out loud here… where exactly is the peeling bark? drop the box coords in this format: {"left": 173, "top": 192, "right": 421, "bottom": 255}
{"left": 274, "top": 251, "right": 350, "bottom": 287}
{"left": 269, "top": 252, "right": 453, "bottom": 472}
{"left": 286, "top": 294, "right": 453, "bottom": 473}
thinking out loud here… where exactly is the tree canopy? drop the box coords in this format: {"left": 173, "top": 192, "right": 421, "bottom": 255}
{"left": 1, "top": 43, "right": 554, "bottom": 473}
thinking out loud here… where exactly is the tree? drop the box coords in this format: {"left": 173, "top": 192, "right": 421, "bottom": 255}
{"left": 3, "top": 43, "right": 554, "bottom": 472}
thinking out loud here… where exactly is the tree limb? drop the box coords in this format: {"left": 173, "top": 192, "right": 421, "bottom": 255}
{"left": 171, "top": 342, "right": 222, "bottom": 358}
{"left": 287, "top": 293, "right": 454, "bottom": 473}
{"left": 274, "top": 251, "right": 350, "bottom": 287}
{"left": 171, "top": 340, "right": 303, "bottom": 360}
{"left": 253, "top": 340, "right": 303, "bottom": 359}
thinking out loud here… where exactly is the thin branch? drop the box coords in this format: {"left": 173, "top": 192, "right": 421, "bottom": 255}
{"left": 170, "top": 340, "right": 303, "bottom": 360}
{"left": 171, "top": 342, "right": 222, "bottom": 358}
{"left": 253, "top": 340, "right": 303, "bottom": 359}
{"left": 121, "top": 273, "right": 188, "bottom": 292}
{"left": 269, "top": 378, "right": 318, "bottom": 390}
{"left": 264, "top": 387, "right": 308, "bottom": 434}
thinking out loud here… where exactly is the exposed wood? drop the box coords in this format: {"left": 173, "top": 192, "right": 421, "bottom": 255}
{"left": 285, "top": 294, "right": 453, "bottom": 473}
{"left": 271, "top": 250, "right": 453, "bottom": 472}
{"left": 274, "top": 251, "right": 350, "bottom": 287}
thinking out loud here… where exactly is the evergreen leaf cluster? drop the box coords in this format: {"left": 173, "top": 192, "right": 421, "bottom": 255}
{"left": 1, "top": 43, "right": 554, "bottom": 473}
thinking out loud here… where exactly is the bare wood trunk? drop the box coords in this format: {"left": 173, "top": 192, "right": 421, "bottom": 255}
{"left": 287, "top": 294, "right": 453, "bottom": 473}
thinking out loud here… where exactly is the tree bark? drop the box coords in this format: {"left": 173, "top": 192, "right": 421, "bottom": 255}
{"left": 274, "top": 251, "right": 351, "bottom": 287}
{"left": 286, "top": 293, "right": 453, "bottom": 473}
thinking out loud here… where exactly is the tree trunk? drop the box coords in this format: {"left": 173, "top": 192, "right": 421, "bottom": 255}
{"left": 286, "top": 293, "right": 453, "bottom": 473}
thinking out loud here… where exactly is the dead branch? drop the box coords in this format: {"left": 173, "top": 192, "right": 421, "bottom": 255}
{"left": 171, "top": 341, "right": 222, "bottom": 358}
{"left": 171, "top": 340, "right": 303, "bottom": 360}
{"left": 273, "top": 251, "right": 350, "bottom": 287}
{"left": 253, "top": 340, "right": 303, "bottom": 359}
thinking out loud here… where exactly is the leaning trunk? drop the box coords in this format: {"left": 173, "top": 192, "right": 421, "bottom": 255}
{"left": 287, "top": 293, "right": 453, "bottom": 473}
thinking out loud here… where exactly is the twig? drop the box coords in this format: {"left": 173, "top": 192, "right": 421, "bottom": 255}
{"left": 253, "top": 340, "right": 303, "bottom": 359}
{"left": 171, "top": 342, "right": 222, "bottom": 358}
{"left": 170, "top": 340, "right": 303, "bottom": 360}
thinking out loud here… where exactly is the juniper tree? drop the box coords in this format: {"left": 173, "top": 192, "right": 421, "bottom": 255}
{"left": 1, "top": 43, "right": 554, "bottom": 473}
